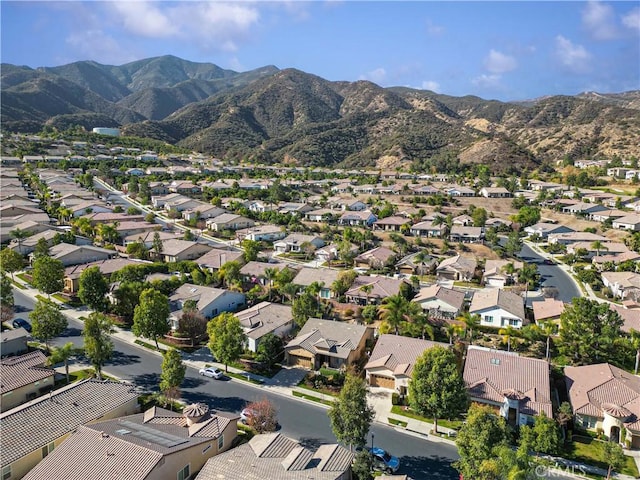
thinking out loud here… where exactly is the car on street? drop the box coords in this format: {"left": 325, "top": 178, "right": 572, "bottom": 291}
{"left": 199, "top": 367, "right": 224, "bottom": 379}
{"left": 370, "top": 447, "right": 400, "bottom": 473}
{"left": 12, "top": 318, "right": 32, "bottom": 333}
{"left": 240, "top": 407, "right": 255, "bottom": 424}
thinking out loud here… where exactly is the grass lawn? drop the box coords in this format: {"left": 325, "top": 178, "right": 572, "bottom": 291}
{"left": 390, "top": 406, "right": 464, "bottom": 430}
{"left": 10, "top": 279, "right": 26, "bottom": 289}
{"left": 297, "top": 382, "right": 339, "bottom": 397}
{"left": 292, "top": 390, "right": 334, "bottom": 406}
{"left": 16, "top": 273, "right": 31, "bottom": 285}
{"left": 227, "top": 371, "right": 264, "bottom": 385}
{"left": 134, "top": 339, "right": 161, "bottom": 351}
{"left": 388, "top": 417, "right": 408, "bottom": 428}
{"left": 564, "top": 436, "right": 639, "bottom": 477}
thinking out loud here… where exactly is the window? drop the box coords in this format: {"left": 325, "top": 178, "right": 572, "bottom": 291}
{"left": 2, "top": 465, "right": 11, "bottom": 480}
{"left": 177, "top": 464, "right": 190, "bottom": 480}
{"left": 41, "top": 442, "right": 54, "bottom": 459}
{"left": 509, "top": 319, "right": 519, "bottom": 326}
{"left": 320, "top": 289, "right": 330, "bottom": 299}
{"left": 484, "top": 315, "right": 493, "bottom": 323}
{"left": 218, "top": 435, "right": 224, "bottom": 450}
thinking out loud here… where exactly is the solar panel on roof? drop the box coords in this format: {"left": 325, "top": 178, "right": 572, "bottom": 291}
{"left": 118, "top": 420, "right": 188, "bottom": 448}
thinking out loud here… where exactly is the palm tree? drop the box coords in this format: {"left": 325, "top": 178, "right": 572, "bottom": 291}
{"left": 591, "top": 240, "right": 608, "bottom": 258}
{"left": 443, "top": 323, "right": 458, "bottom": 345}
{"left": 10, "top": 228, "right": 30, "bottom": 255}
{"left": 279, "top": 282, "right": 299, "bottom": 304}
{"left": 47, "top": 342, "right": 75, "bottom": 384}
{"left": 540, "top": 321, "right": 557, "bottom": 360}
{"left": 379, "top": 294, "right": 409, "bottom": 335}
{"left": 630, "top": 329, "right": 640, "bottom": 375}
{"left": 264, "top": 267, "right": 279, "bottom": 301}
{"left": 498, "top": 325, "right": 520, "bottom": 352}
{"left": 458, "top": 311, "right": 481, "bottom": 345}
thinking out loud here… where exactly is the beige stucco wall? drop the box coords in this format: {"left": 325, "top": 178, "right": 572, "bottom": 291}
{"left": 0, "top": 375, "right": 54, "bottom": 413}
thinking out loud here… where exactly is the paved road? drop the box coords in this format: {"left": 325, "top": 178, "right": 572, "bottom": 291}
{"left": 14, "top": 290, "right": 459, "bottom": 479}
{"left": 519, "top": 244, "right": 581, "bottom": 304}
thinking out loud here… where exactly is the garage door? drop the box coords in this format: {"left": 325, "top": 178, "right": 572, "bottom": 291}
{"left": 369, "top": 374, "right": 395, "bottom": 389}
{"left": 288, "top": 354, "right": 312, "bottom": 369}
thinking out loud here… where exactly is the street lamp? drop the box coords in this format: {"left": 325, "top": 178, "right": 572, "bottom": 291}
{"left": 371, "top": 432, "right": 374, "bottom": 451}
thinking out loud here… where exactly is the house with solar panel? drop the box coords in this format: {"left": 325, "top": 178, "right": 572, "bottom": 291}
{"left": 21, "top": 403, "right": 238, "bottom": 480}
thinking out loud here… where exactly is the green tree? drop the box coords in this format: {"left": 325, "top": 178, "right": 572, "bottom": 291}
{"left": 602, "top": 441, "right": 625, "bottom": 480}
{"left": 0, "top": 248, "right": 24, "bottom": 279}
{"left": 126, "top": 240, "right": 149, "bottom": 260}
{"left": 471, "top": 207, "right": 488, "bottom": 227}
{"left": 47, "top": 342, "right": 75, "bottom": 383}
{"left": 29, "top": 299, "right": 67, "bottom": 352}
{"left": 331, "top": 270, "right": 357, "bottom": 299}
{"left": 531, "top": 412, "right": 562, "bottom": 455}
{"left": 33, "top": 238, "right": 50, "bottom": 259}
{"left": 132, "top": 289, "right": 170, "bottom": 349}
{"left": 256, "top": 333, "right": 284, "bottom": 370}
{"left": 379, "top": 294, "right": 413, "bottom": 335}
{"left": 409, "top": 346, "right": 469, "bottom": 434}
{"left": 83, "top": 311, "right": 114, "bottom": 381}
{"left": 629, "top": 329, "right": 640, "bottom": 375}
{"left": 458, "top": 311, "right": 481, "bottom": 344}
{"left": 513, "top": 205, "right": 541, "bottom": 227}
{"left": 351, "top": 449, "right": 374, "bottom": 480}
{"left": 112, "top": 281, "right": 145, "bottom": 322}
{"left": 504, "top": 231, "right": 523, "bottom": 258}
{"left": 559, "top": 297, "right": 623, "bottom": 365}
{"left": 10, "top": 228, "right": 30, "bottom": 255}
{"left": 1, "top": 272, "right": 14, "bottom": 307}
{"left": 292, "top": 290, "right": 320, "bottom": 328}
{"left": 328, "top": 373, "right": 374, "bottom": 451}
{"left": 242, "top": 239, "right": 261, "bottom": 262}
{"left": 31, "top": 256, "right": 65, "bottom": 297}
{"left": 454, "top": 404, "right": 511, "bottom": 480}
{"left": 207, "top": 312, "right": 245, "bottom": 372}
{"left": 78, "top": 266, "right": 109, "bottom": 310}
{"left": 159, "top": 348, "right": 186, "bottom": 409}
{"left": 152, "top": 231, "right": 164, "bottom": 254}
{"left": 218, "top": 260, "right": 241, "bottom": 288}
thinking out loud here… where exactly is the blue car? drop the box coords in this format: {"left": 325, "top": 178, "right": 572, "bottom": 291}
{"left": 369, "top": 447, "right": 400, "bottom": 473}
{"left": 12, "top": 318, "right": 32, "bottom": 333}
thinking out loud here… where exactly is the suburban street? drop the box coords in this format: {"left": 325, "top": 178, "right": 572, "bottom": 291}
{"left": 14, "top": 289, "right": 460, "bottom": 479}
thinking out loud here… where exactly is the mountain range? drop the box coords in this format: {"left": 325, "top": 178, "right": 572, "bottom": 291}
{"left": 2, "top": 55, "right": 639, "bottom": 173}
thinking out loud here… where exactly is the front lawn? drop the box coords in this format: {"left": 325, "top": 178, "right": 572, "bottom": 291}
{"left": 390, "top": 405, "right": 465, "bottom": 430}
{"left": 564, "top": 435, "right": 639, "bottom": 477}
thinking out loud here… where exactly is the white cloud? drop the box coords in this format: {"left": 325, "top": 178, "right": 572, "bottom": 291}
{"left": 472, "top": 74, "right": 502, "bottom": 89}
{"left": 111, "top": 2, "right": 179, "bottom": 38}
{"left": 484, "top": 49, "right": 517, "bottom": 74}
{"left": 66, "top": 29, "right": 137, "bottom": 65}
{"left": 555, "top": 35, "right": 592, "bottom": 72}
{"left": 421, "top": 80, "right": 440, "bottom": 92}
{"left": 426, "top": 19, "right": 445, "bottom": 37}
{"left": 359, "top": 68, "right": 387, "bottom": 84}
{"left": 622, "top": 7, "right": 640, "bottom": 32}
{"left": 582, "top": 1, "right": 618, "bottom": 40}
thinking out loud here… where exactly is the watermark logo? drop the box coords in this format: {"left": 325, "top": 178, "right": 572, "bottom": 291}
{"left": 533, "top": 463, "right": 587, "bottom": 478}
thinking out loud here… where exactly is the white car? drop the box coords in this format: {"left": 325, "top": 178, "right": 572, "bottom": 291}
{"left": 199, "top": 367, "right": 224, "bottom": 379}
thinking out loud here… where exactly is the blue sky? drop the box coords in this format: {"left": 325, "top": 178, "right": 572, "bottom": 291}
{"left": 2, "top": 1, "right": 639, "bottom": 101}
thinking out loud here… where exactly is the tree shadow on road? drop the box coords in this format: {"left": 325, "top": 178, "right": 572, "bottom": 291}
{"left": 181, "top": 391, "right": 247, "bottom": 414}
{"left": 131, "top": 372, "right": 161, "bottom": 390}
{"left": 400, "top": 455, "right": 458, "bottom": 479}
{"left": 107, "top": 351, "right": 141, "bottom": 366}
{"left": 60, "top": 326, "right": 83, "bottom": 337}
{"left": 181, "top": 376, "right": 208, "bottom": 389}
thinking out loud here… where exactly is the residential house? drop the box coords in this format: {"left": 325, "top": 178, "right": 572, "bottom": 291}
{"left": 182, "top": 205, "right": 226, "bottom": 222}
{"left": 206, "top": 213, "right": 255, "bottom": 232}
{"left": 169, "top": 180, "right": 202, "bottom": 195}
{"left": 593, "top": 250, "right": 640, "bottom": 269}
{"left": 452, "top": 214, "right": 474, "bottom": 226}
{"left": 373, "top": 216, "right": 411, "bottom": 232}
{"left": 337, "top": 199, "right": 367, "bottom": 211}
{"left": 0, "top": 379, "right": 139, "bottom": 480}
{"left": 523, "top": 222, "right": 575, "bottom": 239}
{"left": 485, "top": 217, "right": 513, "bottom": 230}
{"left": 445, "top": 185, "right": 476, "bottom": 197}
{"left": 365, "top": 334, "right": 449, "bottom": 393}
{"left": 151, "top": 239, "right": 213, "bottom": 263}
{"left": 548, "top": 231, "right": 609, "bottom": 246}
{"left": 395, "top": 251, "right": 439, "bottom": 276}
{"left": 315, "top": 243, "right": 357, "bottom": 266}
{"left": 278, "top": 202, "right": 313, "bottom": 216}
{"left": 449, "top": 225, "right": 484, "bottom": 243}
{"left": 463, "top": 346, "right": 552, "bottom": 427}
{"left": 274, "top": 234, "right": 325, "bottom": 254}
{"left": 590, "top": 209, "right": 629, "bottom": 223}
{"left": 613, "top": 214, "right": 640, "bottom": 231}
{"left": 23, "top": 404, "right": 237, "bottom": 480}
{"left": 70, "top": 201, "right": 112, "bottom": 217}
{"left": 305, "top": 208, "right": 339, "bottom": 223}
{"left": 0, "top": 205, "right": 46, "bottom": 219}
{"left": 0, "top": 328, "right": 28, "bottom": 357}
{"left": 63, "top": 258, "right": 145, "bottom": 293}
{"left": 567, "top": 241, "right": 629, "bottom": 259}
{"left": 113, "top": 221, "right": 159, "bottom": 239}
{"left": 411, "top": 185, "right": 440, "bottom": 196}
{"left": 196, "top": 433, "right": 354, "bottom": 480}
{"left": 436, "top": 254, "right": 477, "bottom": 282}
{"left": 235, "top": 224, "right": 286, "bottom": 242}
{"left": 338, "top": 210, "right": 377, "bottom": 227}
{"left": 169, "top": 283, "right": 245, "bottom": 329}
{"left": 0, "top": 221, "right": 51, "bottom": 245}
{"left": 194, "top": 248, "right": 244, "bottom": 273}
{"left": 152, "top": 193, "right": 184, "bottom": 209}
{"left": 8, "top": 229, "right": 88, "bottom": 255}
{"left": 82, "top": 212, "right": 145, "bottom": 226}
{"left": 412, "top": 284, "right": 466, "bottom": 321}
{"left": 293, "top": 267, "right": 342, "bottom": 300}
{"left": 166, "top": 197, "right": 206, "bottom": 213}
{"left": 565, "top": 363, "right": 640, "bottom": 447}
{"left": 561, "top": 202, "right": 608, "bottom": 218}
{"left": 482, "top": 259, "right": 524, "bottom": 288}
{"left": 479, "top": 187, "right": 511, "bottom": 198}
{"left": 48, "top": 243, "right": 117, "bottom": 267}
{"left": 240, "top": 261, "right": 299, "bottom": 287}
{"left": 285, "top": 318, "right": 373, "bottom": 370}
{"left": 0, "top": 351, "right": 54, "bottom": 412}
{"left": 409, "top": 220, "right": 447, "bottom": 238}
{"left": 613, "top": 305, "right": 640, "bottom": 333}
{"left": 469, "top": 288, "right": 526, "bottom": 329}
{"left": 236, "top": 302, "right": 295, "bottom": 352}
{"left": 601, "top": 272, "right": 640, "bottom": 300}
{"left": 531, "top": 298, "right": 565, "bottom": 325}
{"left": 345, "top": 276, "right": 409, "bottom": 306}
{"left": 354, "top": 246, "right": 397, "bottom": 270}
{"left": 245, "top": 200, "right": 275, "bottom": 214}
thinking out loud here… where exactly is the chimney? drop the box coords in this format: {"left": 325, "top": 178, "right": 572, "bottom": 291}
{"left": 183, "top": 403, "right": 209, "bottom": 427}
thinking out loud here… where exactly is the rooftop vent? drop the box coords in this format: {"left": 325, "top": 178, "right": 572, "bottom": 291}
{"left": 490, "top": 358, "right": 501, "bottom": 365}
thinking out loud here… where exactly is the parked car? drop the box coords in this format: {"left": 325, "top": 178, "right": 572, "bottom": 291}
{"left": 12, "top": 318, "right": 32, "bottom": 333}
{"left": 240, "top": 408, "right": 255, "bottom": 424}
{"left": 370, "top": 447, "right": 400, "bottom": 474}
{"left": 199, "top": 367, "right": 223, "bottom": 379}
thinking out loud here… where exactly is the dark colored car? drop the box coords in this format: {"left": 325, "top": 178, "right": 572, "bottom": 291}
{"left": 12, "top": 318, "right": 32, "bottom": 333}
